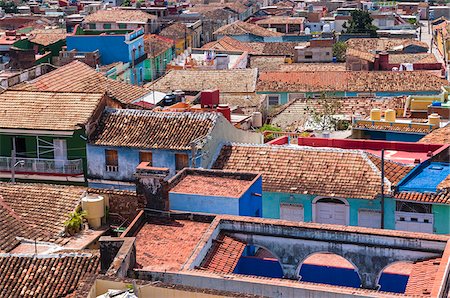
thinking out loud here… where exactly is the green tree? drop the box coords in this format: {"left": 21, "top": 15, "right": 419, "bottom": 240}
{"left": 333, "top": 42, "right": 347, "bottom": 62}
{"left": 121, "top": 0, "right": 131, "bottom": 7}
{"left": 343, "top": 10, "right": 378, "bottom": 37}
{"left": 0, "top": 1, "right": 17, "bottom": 13}
{"left": 64, "top": 209, "right": 87, "bottom": 236}
{"left": 258, "top": 124, "right": 282, "bottom": 142}
{"left": 305, "top": 95, "right": 342, "bottom": 131}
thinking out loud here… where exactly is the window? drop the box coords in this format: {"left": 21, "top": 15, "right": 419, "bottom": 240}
{"left": 305, "top": 51, "right": 313, "bottom": 59}
{"left": 89, "top": 23, "right": 96, "bottom": 30}
{"left": 325, "top": 52, "right": 330, "bottom": 56}
{"left": 175, "top": 153, "right": 189, "bottom": 171}
{"left": 118, "top": 23, "right": 127, "bottom": 29}
{"left": 105, "top": 149, "right": 119, "bottom": 172}
{"left": 14, "top": 137, "right": 27, "bottom": 157}
{"left": 268, "top": 95, "right": 280, "bottom": 106}
{"left": 396, "top": 201, "right": 432, "bottom": 213}
{"left": 139, "top": 151, "right": 152, "bottom": 166}
{"left": 103, "top": 23, "right": 112, "bottom": 29}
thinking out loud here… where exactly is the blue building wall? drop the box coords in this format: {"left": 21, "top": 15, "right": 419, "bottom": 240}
{"left": 86, "top": 144, "right": 192, "bottom": 188}
{"left": 357, "top": 130, "right": 426, "bottom": 142}
{"left": 169, "top": 175, "right": 263, "bottom": 217}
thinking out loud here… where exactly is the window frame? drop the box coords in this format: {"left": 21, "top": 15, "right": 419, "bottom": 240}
{"left": 175, "top": 153, "right": 189, "bottom": 171}
{"left": 103, "top": 23, "right": 112, "bottom": 30}
{"left": 105, "top": 149, "right": 119, "bottom": 172}
{"left": 267, "top": 94, "right": 280, "bottom": 106}
{"left": 139, "top": 151, "right": 153, "bottom": 166}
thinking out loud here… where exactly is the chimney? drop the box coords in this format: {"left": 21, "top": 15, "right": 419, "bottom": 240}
{"left": 134, "top": 162, "right": 170, "bottom": 211}
{"left": 378, "top": 51, "right": 389, "bottom": 70}
{"left": 217, "top": 104, "right": 231, "bottom": 122}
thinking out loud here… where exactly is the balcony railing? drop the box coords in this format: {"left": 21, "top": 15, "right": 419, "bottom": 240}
{"left": 0, "top": 157, "right": 84, "bottom": 175}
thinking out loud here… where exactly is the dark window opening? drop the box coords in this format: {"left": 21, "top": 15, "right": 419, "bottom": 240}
{"left": 175, "top": 153, "right": 189, "bottom": 171}
{"left": 396, "top": 201, "right": 431, "bottom": 213}
{"left": 105, "top": 149, "right": 119, "bottom": 172}
{"left": 14, "top": 137, "right": 27, "bottom": 157}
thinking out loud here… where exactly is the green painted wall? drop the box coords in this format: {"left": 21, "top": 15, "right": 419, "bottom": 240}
{"left": 432, "top": 204, "right": 450, "bottom": 234}
{"left": 143, "top": 48, "right": 173, "bottom": 82}
{"left": 347, "top": 198, "right": 381, "bottom": 226}
{"left": 384, "top": 198, "right": 396, "bottom": 230}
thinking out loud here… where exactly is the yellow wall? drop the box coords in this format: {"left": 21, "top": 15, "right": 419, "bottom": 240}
{"left": 174, "top": 35, "right": 193, "bottom": 55}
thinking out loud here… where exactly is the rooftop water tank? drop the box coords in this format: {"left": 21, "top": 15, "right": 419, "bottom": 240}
{"left": 385, "top": 109, "right": 396, "bottom": 122}
{"left": 81, "top": 194, "right": 105, "bottom": 229}
{"left": 428, "top": 113, "right": 441, "bottom": 126}
{"left": 304, "top": 27, "right": 311, "bottom": 35}
{"left": 370, "top": 108, "right": 381, "bottom": 121}
{"left": 217, "top": 104, "right": 231, "bottom": 122}
{"left": 323, "top": 23, "right": 331, "bottom": 33}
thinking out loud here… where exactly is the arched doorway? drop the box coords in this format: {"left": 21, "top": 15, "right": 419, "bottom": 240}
{"left": 233, "top": 246, "right": 284, "bottom": 278}
{"left": 312, "top": 197, "right": 349, "bottom": 225}
{"left": 297, "top": 252, "right": 361, "bottom": 288}
{"left": 378, "top": 261, "right": 412, "bottom": 293}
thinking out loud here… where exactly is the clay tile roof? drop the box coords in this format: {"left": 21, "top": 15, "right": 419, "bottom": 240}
{"left": 404, "top": 258, "right": 441, "bottom": 297}
{"left": 437, "top": 174, "right": 450, "bottom": 190}
{"left": 13, "top": 61, "right": 150, "bottom": 104}
{"left": 255, "top": 16, "right": 304, "bottom": 25}
{"left": 160, "top": 23, "right": 195, "bottom": 41}
{"left": 144, "top": 34, "right": 174, "bottom": 58}
{"left": 91, "top": 109, "right": 218, "bottom": 150}
{"left": 256, "top": 71, "right": 447, "bottom": 93}
{"left": 418, "top": 123, "right": 450, "bottom": 144}
{"left": 0, "top": 183, "right": 85, "bottom": 252}
{"left": 388, "top": 53, "right": 439, "bottom": 64}
{"left": 134, "top": 218, "right": 211, "bottom": 271}
{"left": 202, "top": 36, "right": 257, "bottom": 53}
{"left": 394, "top": 191, "right": 450, "bottom": 204}
{"left": 28, "top": 28, "right": 66, "bottom": 46}
{"left": 212, "top": 144, "right": 386, "bottom": 199}
{"left": 213, "top": 21, "right": 284, "bottom": 37}
{"left": 147, "top": 68, "right": 258, "bottom": 93}
{"left": 346, "top": 48, "right": 376, "bottom": 62}
{"left": 0, "top": 253, "right": 99, "bottom": 297}
{"left": 170, "top": 173, "right": 255, "bottom": 198}
{"left": 83, "top": 8, "right": 156, "bottom": 23}
{"left": 346, "top": 38, "right": 428, "bottom": 53}
{"left": 366, "top": 154, "right": 414, "bottom": 185}
{"left": 353, "top": 122, "right": 433, "bottom": 134}
{"left": 200, "top": 232, "right": 246, "bottom": 273}
{"left": 0, "top": 90, "right": 104, "bottom": 131}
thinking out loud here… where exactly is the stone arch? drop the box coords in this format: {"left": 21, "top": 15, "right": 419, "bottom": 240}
{"left": 295, "top": 251, "right": 362, "bottom": 287}
{"left": 376, "top": 261, "right": 413, "bottom": 293}
{"left": 235, "top": 244, "right": 285, "bottom": 278}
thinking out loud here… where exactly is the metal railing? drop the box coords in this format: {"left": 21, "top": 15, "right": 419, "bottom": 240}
{"left": 0, "top": 156, "right": 83, "bottom": 175}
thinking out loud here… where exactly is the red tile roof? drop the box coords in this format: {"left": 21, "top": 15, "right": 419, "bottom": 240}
{"left": 256, "top": 71, "right": 447, "bottom": 93}
{"left": 160, "top": 23, "right": 195, "bottom": 41}
{"left": 0, "top": 253, "right": 99, "bottom": 297}
{"left": 83, "top": 8, "right": 157, "bottom": 23}
{"left": 200, "top": 233, "right": 246, "bottom": 273}
{"left": 418, "top": 123, "right": 450, "bottom": 144}
{"left": 213, "top": 144, "right": 389, "bottom": 199}
{"left": 214, "top": 21, "right": 283, "bottom": 37}
{"left": 134, "top": 218, "right": 211, "bottom": 271}
{"left": 91, "top": 109, "right": 218, "bottom": 150}
{"left": 394, "top": 191, "right": 450, "bottom": 205}
{"left": 438, "top": 174, "right": 450, "bottom": 190}
{"left": 0, "top": 183, "right": 85, "bottom": 252}
{"left": 14, "top": 61, "right": 150, "bottom": 104}
{"left": 404, "top": 258, "right": 441, "bottom": 297}
{"left": 202, "top": 36, "right": 257, "bottom": 53}
{"left": 367, "top": 154, "right": 414, "bottom": 186}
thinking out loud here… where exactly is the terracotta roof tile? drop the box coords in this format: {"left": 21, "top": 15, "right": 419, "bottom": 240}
{"left": 255, "top": 16, "right": 304, "bottom": 25}
{"left": 28, "top": 28, "right": 66, "bottom": 46}
{"left": 0, "top": 253, "right": 99, "bottom": 297}
{"left": 134, "top": 218, "right": 211, "bottom": 271}
{"left": 346, "top": 38, "right": 428, "bottom": 53}
{"left": 147, "top": 68, "right": 257, "bottom": 93}
{"left": 214, "top": 21, "right": 283, "bottom": 37}
{"left": 200, "top": 233, "right": 246, "bottom": 273}
{"left": 0, "top": 90, "right": 104, "bottom": 131}
{"left": 404, "top": 258, "right": 441, "bottom": 297}
{"left": 353, "top": 122, "right": 433, "bottom": 134}
{"left": 91, "top": 109, "right": 217, "bottom": 150}
{"left": 346, "top": 48, "right": 376, "bottom": 62}
{"left": 213, "top": 144, "right": 387, "bottom": 199}
{"left": 160, "top": 23, "right": 195, "bottom": 41}
{"left": 250, "top": 56, "right": 346, "bottom": 71}
{"left": 418, "top": 123, "right": 450, "bottom": 144}
{"left": 437, "top": 174, "right": 450, "bottom": 190}
{"left": 388, "top": 53, "right": 438, "bottom": 64}
{"left": 202, "top": 36, "right": 257, "bottom": 53}
{"left": 394, "top": 191, "right": 450, "bottom": 204}
{"left": 367, "top": 154, "right": 414, "bottom": 185}
{"left": 83, "top": 8, "right": 157, "bottom": 23}
{"left": 256, "top": 71, "right": 447, "bottom": 93}
{"left": 0, "top": 183, "right": 85, "bottom": 252}
{"left": 144, "top": 34, "right": 174, "bottom": 58}
{"left": 14, "top": 61, "right": 150, "bottom": 104}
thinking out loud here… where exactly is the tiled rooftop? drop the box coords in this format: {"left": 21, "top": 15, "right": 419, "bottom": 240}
{"left": 213, "top": 21, "right": 283, "bottom": 37}
{"left": 353, "top": 122, "right": 433, "bottom": 134}
{"left": 213, "top": 144, "right": 388, "bottom": 199}
{"left": 437, "top": 175, "right": 450, "bottom": 190}
{"left": 160, "top": 23, "right": 195, "bottom": 41}
{"left": 388, "top": 53, "right": 438, "bottom": 64}
{"left": 394, "top": 191, "right": 450, "bottom": 205}
{"left": 346, "top": 38, "right": 428, "bottom": 53}
{"left": 418, "top": 123, "right": 450, "bottom": 144}
{"left": 404, "top": 258, "right": 441, "bottom": 297}
{"left": 346, "top": 48, "right": 376, "bottom": 62}
{"left": 202, "top": 36, "right": 257, "bottom": 53}
{"left": 134, "top": 218, "right": 211, "bottom": 271}
{"left": 250, "top": 56, "right": 346, "bottom": 71}
{"left": 91, "top": 109, "right": 217, "bottom": 150}
{"left": 0, "top": 183, "right": 85, "bottom": 252}
{"left": 200, "top": 232, "right": 246, "bottom": 273}
{"left": 170, "top": 173, "right": 255, "bottom": 198}
{"left": 83, "top": 8, "right": 157, "bottom": 23}
{"left": 28, "top": 28, "right": 66, "bottom": 46}
{"left": 143, "top": 34, "right": 173, "bottom": 58}
{"left": 147, "top": 69, "right": 258, "bottom": 93}
{"left": 257, "top": 71, "right": 447, "bottom": 92}
{"left": 255, "top": 16, "right": 304, "bottom": 25}
{"left": 0, "top": 253, "right": 99, "bottom": 297}
{"left": 0, "top": 90, "right": 104, "bottom": 131}
{"left": 366, "top": 154, "right": 414, "bottom": 186}
{"left": 14, "top": 61, "right": 150, "bottom": 104}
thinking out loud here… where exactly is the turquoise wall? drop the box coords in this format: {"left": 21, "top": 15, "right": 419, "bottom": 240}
{"left": 432, "top": 205, "right": 450, "bottom": 234}
{"left": 384, "top": 198, "right": 396, "bottom": 230}
{"left": 347, "top": 198, "right": 381, "bottom": 226}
